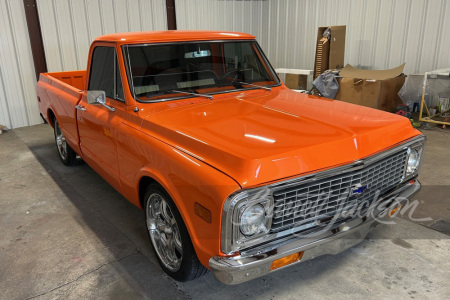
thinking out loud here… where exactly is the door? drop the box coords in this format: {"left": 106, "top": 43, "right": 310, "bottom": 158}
{"left": 77, "top": 45, "right": 127, "bottom": 191}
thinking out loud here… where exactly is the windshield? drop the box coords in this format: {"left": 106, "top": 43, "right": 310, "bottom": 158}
{"left": 123, "top": 41, "right": 279, "bottom": 101}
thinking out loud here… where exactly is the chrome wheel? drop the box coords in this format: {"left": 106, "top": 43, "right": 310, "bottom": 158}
{"left": 146, "top": 192, "right": 183, "bottom": 272}
{"left": 54, "top": 120, "right": 68, "bottom": 161}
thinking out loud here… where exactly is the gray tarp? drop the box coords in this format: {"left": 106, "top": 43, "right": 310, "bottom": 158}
{"left": 312, "top": 71, "right": 340, "bottom": 99}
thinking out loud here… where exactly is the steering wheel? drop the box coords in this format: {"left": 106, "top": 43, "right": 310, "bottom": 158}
{"left": 220, "top": 70, "right": 243, "bottom": 82}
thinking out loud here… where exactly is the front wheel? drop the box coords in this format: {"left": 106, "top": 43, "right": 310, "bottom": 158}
{"left": 54, "top": 118, "right": 77, "bottom": 166}
{"left": 144, "top": 184, "right": 207, "bottom": 281}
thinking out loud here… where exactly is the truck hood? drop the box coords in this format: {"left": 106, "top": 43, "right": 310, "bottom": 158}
{"left": 139, "top": 88, "right": 420, "bottom": 188}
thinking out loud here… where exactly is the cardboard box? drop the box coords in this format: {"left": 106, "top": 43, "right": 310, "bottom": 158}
{"left": 335, "top": 63, "right": 406, "bottom": 112}
{"left": 285, "top": 74, "right": 308, "bottom": 90}
{"left": 314, "top": 26, "right": 346, "bottom": 79}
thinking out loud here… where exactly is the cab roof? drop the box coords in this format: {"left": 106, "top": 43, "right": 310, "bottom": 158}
{"left": 95, "top": 30, "right": 256, "bottom": 44}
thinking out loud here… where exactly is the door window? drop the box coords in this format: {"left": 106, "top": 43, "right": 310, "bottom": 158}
{"left": 88, "top": 46, "right": 124, "bottom": 101}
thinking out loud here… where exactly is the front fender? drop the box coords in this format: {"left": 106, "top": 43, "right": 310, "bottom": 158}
{"left": 117, "top": 124, "right": 240, "bottom": 267}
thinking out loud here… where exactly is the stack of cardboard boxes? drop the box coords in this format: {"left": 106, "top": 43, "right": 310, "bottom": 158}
{"left": 284, "top": 25, "right": 405, "bottom": 113}
{"left": 335, "top": 64, "right": 406, "bottom": 112}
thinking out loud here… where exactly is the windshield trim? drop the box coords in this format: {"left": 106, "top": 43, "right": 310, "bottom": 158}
{"left": 121, "top": 40, "right": 281, "bottom": 103}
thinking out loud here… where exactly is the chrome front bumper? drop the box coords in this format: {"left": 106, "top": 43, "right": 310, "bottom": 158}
{"left": 210, "top": 180, "right": 421, "bottom": 284}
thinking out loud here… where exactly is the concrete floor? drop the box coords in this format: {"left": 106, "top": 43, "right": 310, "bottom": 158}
{"left": 0, "top": 124, "right": 449, "bottom": 300}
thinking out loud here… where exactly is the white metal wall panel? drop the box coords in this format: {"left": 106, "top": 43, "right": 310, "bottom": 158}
{"left": 2, "top": 0, "right": 449, "bottom": 129}
{"left": 175, "top": 0, "right": 450, "bottom": 75}
{"left": 70, "top": 1, "right": 91, "bottom": 70}
{"left": 437, "top": 2, "right": 450, "bottom": 68}
{"left": 0, "top": 0, "right": 41, "bottom": 129}
{"left": 387, "top": 0, "right": 410, "bottom": 68}
{"left": 37, "top": 0, "right": 168, "bottom": 72}
{"left": 419, "top": 0, "right": 445, "bottom": 72}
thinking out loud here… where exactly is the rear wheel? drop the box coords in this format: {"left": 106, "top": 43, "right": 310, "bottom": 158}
{"left": 54, "top": 118, "right": 77, "bottom": 166}
{"left": 144, "top": 184, "right": 207, "bottom": 281}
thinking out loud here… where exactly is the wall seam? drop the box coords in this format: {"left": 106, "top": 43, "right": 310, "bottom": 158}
{"left": 357, "top": 0, "right": 367, "bottom": 66}
{"left": 68, "top": 1, "right": 80, "bottom": 69}
{"left": 293, "top": 0, "right": 299, "bottom": 68}
{"left": 18, "top": 0, "right": 40, "bottom": 124}
{"left": 433, "top": 0, "right": 446, "bottom": 70}
{"left": 99, "top": 0, "right": 105, "bottom": 34}
{"left": 125, "top": 0, "right": 130, "bottom": 32}
{"left": 111, "top": 0, "right": 118, "bottom": 33}
{"left": 416, "top": 0, "right": 428, "bottom": 73}
{"left": 401, "top": 0, "right": 412, "bottom": 65}
{"left": 83, "top": 0, "right": 92, "bottom": 45}
{"left": 386, "top": 0, "right": 396, "bottom": 68}
{"left": 138, "top": 0, "right": 143, "bottom": 30}
{"left": 51, "top": 0, "right": 64, "bottom": 70}
{"left": 0, "top": 65, "right": 13, "bottom": 129}
{"left": 371, "top": 0, "right": 381, "bottom": 69}
{"left": 6, "top": 0, "right": 30, "bottom": 126}
{"left": 283, "top": 0, "right": 289, "bottom": 68}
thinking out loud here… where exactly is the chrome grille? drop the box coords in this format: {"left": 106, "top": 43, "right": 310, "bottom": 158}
{"left": 271, "top": 150, "right": 408, "bottom": 232}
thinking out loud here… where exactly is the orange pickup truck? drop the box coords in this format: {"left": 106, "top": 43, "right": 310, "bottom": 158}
{"left": 37, "top": 31, "right": 424, "bottom": 284}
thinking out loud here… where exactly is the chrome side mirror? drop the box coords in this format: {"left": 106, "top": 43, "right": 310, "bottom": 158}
{"left": 87, "top": 91, "right": 115, "bottom": 112}
{"left": 87, "top": 90, "right": 104, "bottom": 104}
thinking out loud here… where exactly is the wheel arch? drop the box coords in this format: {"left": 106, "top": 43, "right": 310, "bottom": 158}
{"left": 47, "top": 108, "right": 56, "bottom": 128}
{"left": 135, "top": 167, "right": 217, "bottom": 268}
{"left": 136, "top": 171, "right": 184, "bottom": 220}
{"left": 137, "top": 173, "right": 202, "bottom": 257}
{"left": 138, "top": 175, "right": 159, "bottom": 209}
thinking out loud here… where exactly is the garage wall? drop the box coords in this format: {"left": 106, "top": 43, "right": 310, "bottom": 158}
{"left": 175, "top": 0, "right": 450, "bottom": 75}
{"left": 0, "top": 0, "right": 41, "bottom": 129}
{"left": 37, "top": 0, "right": 168, "bottom": 72}
{"left": 0, "top": 0, "right": 167, "bottom": 129}
{"left": 2, "top": 0, "right": 449, "bottom": 129}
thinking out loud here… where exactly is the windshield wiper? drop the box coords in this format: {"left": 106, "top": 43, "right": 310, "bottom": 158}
{"left": 171, "top": 90, "right": 213, "bottom": 100}
{"left": 232, "top": 79, "right": 272, "bottom": 91}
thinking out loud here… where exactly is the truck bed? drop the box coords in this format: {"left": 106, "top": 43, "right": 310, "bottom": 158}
{"left": 44, "top": 70, "right": 86, "bottom": 91}
{"left": 36, "top": 70, "right": 86, "bottom": 155}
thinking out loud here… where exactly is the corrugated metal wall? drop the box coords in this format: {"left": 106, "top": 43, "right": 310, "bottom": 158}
{"left": 1, "top": 0, "right": 449, "bottom": 128}
{"left": 176, "top": 0, "right": 450, "bottom": 75}
{"left": 0, "top": 0, "right": 167, "bottom": 129}
{"left": 37, "top": 0, "right": 168, "bottom": 72}
{"left": 0, "top": 0, "right": 41, "bottom": 129}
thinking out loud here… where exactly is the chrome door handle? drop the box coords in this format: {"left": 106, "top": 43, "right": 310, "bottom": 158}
{"left": 76, "top": 105, "right": 86, "bottom": 111}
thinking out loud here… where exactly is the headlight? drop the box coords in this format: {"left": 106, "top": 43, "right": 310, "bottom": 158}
{"left": 406, "top": 149, "right": 420, "bottom": 173}
{"left": 221, "top": 188, "right": 273, "bottom": 254}
{"left": 240, "top": 204, "right": 266, "bottom": 236}
{"left": 406, "top": 147, "right": 423, "bottom": 176}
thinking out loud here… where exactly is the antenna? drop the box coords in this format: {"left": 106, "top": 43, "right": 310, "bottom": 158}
{"left": 126, "top": 45, "right": 139, "bottom": 112}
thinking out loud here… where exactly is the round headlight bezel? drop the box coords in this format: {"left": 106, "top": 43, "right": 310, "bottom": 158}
{"left": 239, "top": 204, "right": 266, "bottom": 236}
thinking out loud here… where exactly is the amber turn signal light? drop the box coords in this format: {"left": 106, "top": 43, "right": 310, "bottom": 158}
{"left": 194, "top": 202, "right": 211, "bottom": 223}
{"left": 270, "top": 251, "right": 304, "bottom": 271}
{"left": 388, "top": 204, "right": 403, "bottom": 218}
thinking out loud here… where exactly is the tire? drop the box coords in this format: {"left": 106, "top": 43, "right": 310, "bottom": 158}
{"left": 144, "top": 184, "right": 208, "bottom": 281}
{"left": 54, "top": 118, "right": 77, "bottom": 166}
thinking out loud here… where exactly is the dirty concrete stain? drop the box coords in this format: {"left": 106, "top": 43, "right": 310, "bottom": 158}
{"left": 391, "top": 238, "right": 413, "bottom": 249}
{"left": 420, "top": 275, "right": 433, "bottom": 284}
